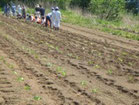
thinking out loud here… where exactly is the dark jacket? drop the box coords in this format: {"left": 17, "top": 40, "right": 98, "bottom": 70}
{"left": 35, "top": 7, "right": 40, "bottom": 12}
{"left": 40, "top": 8, "right": 45, "bottom": 16}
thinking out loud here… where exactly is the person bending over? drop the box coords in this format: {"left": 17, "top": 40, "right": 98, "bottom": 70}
{"left": 45, "top": 12, "right": 52, "bottom": 27}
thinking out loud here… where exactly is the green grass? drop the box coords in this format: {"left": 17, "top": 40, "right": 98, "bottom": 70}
{"left": 26, "top": 8, "right": 35, "bottom": 14}
{"left": 0, "top": 7, "right": 2, "bottom": 13}
{"left": 61, "top": 10, "right": 139, "bottom": 41}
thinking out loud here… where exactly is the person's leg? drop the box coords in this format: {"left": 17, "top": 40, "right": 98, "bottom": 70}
{"left": 55, "top": 21, "right": 58, "bottom": 30}
{"left": 57, "top": 20, "right": 60, "bottom": 30}
{"left": 45, "top": 16, "right": 48, "bottom": 27}
{"left": 48, "top": 17, "right": 51, "bottom": 27}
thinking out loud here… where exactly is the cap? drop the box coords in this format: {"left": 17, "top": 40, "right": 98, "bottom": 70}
{"left": 55, "top": 7, "right": 59, "bottom": 10}
{"left": 51, "top": 7, "right": 54, "bottom": 10}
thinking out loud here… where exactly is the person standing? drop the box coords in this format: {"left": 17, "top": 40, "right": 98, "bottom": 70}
{"left": 54, "top": 7, "right": 61, "bottom": 30}
{"left": 4, "top": 4, "right": 10, "bottom": 16}
{"left": 51, "top": 7, "right": 55, "bottom": 28}
{"left": 40, "top": 5, "right": 45, "bottom": 18}
{"left": 17, "top": 5, "right": 22, "bottom": 19}
{"left": 22, "top": 5, "right": 26, "bottom": 19}
{"left": 35, "top": 4, "right": 40, "bottom": 18}
{"left": 11, "top": 2, "right": 16, "bottom": 16}
{"left": 3, "top": 4, "right": 8, "bottom": 16}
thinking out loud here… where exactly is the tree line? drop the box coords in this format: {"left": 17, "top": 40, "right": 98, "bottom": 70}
{"left": 0, "top": 0, "right": 138, "bottom": 20}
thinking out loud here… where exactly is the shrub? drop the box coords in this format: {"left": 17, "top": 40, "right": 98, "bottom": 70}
{"left": 89, "top": 0, "right": 125, "bottom": 20}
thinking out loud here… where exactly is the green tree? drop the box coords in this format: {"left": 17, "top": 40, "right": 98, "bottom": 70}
{"left": 70, "top": 0, "right": 91, "bottom": 10}
{"left": 89, "top": 0, "right": 125, "bottom": 20}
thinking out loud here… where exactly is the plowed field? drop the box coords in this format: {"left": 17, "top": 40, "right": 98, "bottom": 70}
{"left": 0, "top": 14, "right": 139, "bottom": 105}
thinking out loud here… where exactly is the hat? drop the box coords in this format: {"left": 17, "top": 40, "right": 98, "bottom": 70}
{"left": 55, "top": 7, "right": 59, "bottom": 10}
{"left": 36, "top": 4, "right": 40, "bottom": 8}
{"left": 51, "top": 7, "right": 54, "bottom": 10}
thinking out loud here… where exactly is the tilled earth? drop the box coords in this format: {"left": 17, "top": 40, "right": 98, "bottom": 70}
{"left": 0, "top": 15, "right": 139, "bottom": 105}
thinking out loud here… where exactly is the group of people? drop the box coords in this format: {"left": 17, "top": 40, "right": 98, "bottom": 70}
{"left": 3, "top": 3, "right": 62, "bottom": 30}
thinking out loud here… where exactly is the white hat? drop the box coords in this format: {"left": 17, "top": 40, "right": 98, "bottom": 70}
{"left": 55, "top": 7, "right": 59, "bottom": 10}
{"left": 51, "top": 7, "right": 54, "bottom": 10}
{"left": 36, "top": 4, "right": 40, "bottom": 8}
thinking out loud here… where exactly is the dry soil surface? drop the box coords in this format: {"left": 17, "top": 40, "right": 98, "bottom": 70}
{"left": 0, "top": 15, "right": 139, "bottom": 105}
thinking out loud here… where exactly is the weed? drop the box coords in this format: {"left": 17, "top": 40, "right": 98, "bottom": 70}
{"left": 56, "top": 66, "right": 63, "bottom": 72}
{"left": 46, "top": 62, "right": 53, "bottom": 68}
{"left": 24, "top": 85, "right": 31, "bottom": 90}
{"left": 67, "top": 53, "right": 73, "bottom": 57}
{"left": 107, "top": 69, "right": 113, "bottom": 75}
{"left": 88, "top": 61, "right": 94, "bottom": 65}
{"left": 57, "top": 66, "right": 66, "bottom": 77}
{"left": 34, "top": 96, "right": 41, "bottom": 101}
{"left": 95, "top": 65, "right": 100, "bottom": 69}
{"left": 118, "top": 58, "right": 123, "bottom": 62}
{"left": 98, "top": 53, "right": 102, "bottom": 56}
{"left": 13, "top": 71, "right": 18, "bottom": 75}
{"left": 17, "top": 77, "right": 24, "bottom": 82}
{"left": 122, "top": 52, "right": 128, "bottom": 56}
{"left": 55, "top": 47, "right": 63, "bottom": 53}
{"left": 112, "top": 49, "right": 115, "bottom": 52}
{"left": 0, "top": 21, "right": 4, "bottom": 25}
{"left": 0, "top": 56, "right": 4, "bottom": 61}
{"left": 81, "top": 81, "right": 87, "bottom": 86}
{"left": 128, "top": 75, "right": 135, "bottom": 83}
{"left": 128, "top": 62, "right": 133, "bottom": 66}
{"left": 7, "top": 64, "right": 14, "bottom": 69}
{"left": 91, "top": 88, "right": 99, "bottom": 93}
{"left": 55, "top": 46, "right": 59, "bottom": 52}
{"left": 61, "top": 71, "right": 66, "bottom": 77}
{"left": 47, "top": 44, "right": 55, "bottom": 49}
{"left": 34, "top": 55, "right": 39, "bottom": 59}
{"left": 3, "top": 59, "right": 6, "bottom": 64}
{"left": 74, "top": 56, "right": 79, "bottom": 60}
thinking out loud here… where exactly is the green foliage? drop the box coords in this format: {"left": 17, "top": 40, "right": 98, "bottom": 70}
{"left": 24, "top": 85, "right": 31, "bottom": 90}
{"left": 0, "top": 8, "right": 2, "bottom": 12}
{"left": 126, "top": 0, "right": 139, "bottom": 14}
{"left": 89, "top": 0, "right": 125, "bottom": 20}
{"left": 70, "top": 0, "right": 91, "bottom": 10}
{"left": 34, "top": 96, "right": 41, "bottom": 101}
{"left": 57, "top": 0, "right": 71, "bottom": 10}
{"left": 81, "top": 81, "right": 87, "bottom": 86}
{"left": 62, "top": 10, "right": 139, "bottom": 41}
{"left": 17, "top": 77, "right": 24, "bottom": 82}
{"left": 107, "top": 69, "right": 113, "bottom": 75}
{"left": 91, "top": 88, "right": 99, "bottom": 93}
{"left": 0, "top": 0, "right": 15, "bottom": 7}
{"left": 26, "top": 8, "right": 35, "bottom": 14}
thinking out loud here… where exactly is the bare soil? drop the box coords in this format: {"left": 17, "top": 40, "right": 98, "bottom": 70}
{"left": 0, "top": 15, "right": 139, "bottom": 105}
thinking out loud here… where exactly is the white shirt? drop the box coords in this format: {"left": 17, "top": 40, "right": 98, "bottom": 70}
{"left": 17, "top": 6, "right": 22, "bottom": 15}
{"left": 51, "top": 10, "right": 55, "bottom": 20}
{"left": 55, "top": 10, "right": 61, "bottom": 21}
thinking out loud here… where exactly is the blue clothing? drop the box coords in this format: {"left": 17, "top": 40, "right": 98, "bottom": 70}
{"left": 11, "top": 5, "right": 16, "bottom": 13}
{"left": 40, "top": 8, "right": 45, "bottom": 17}
{"left": 4, "top": 4, "right": 10, "bottom": 16}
